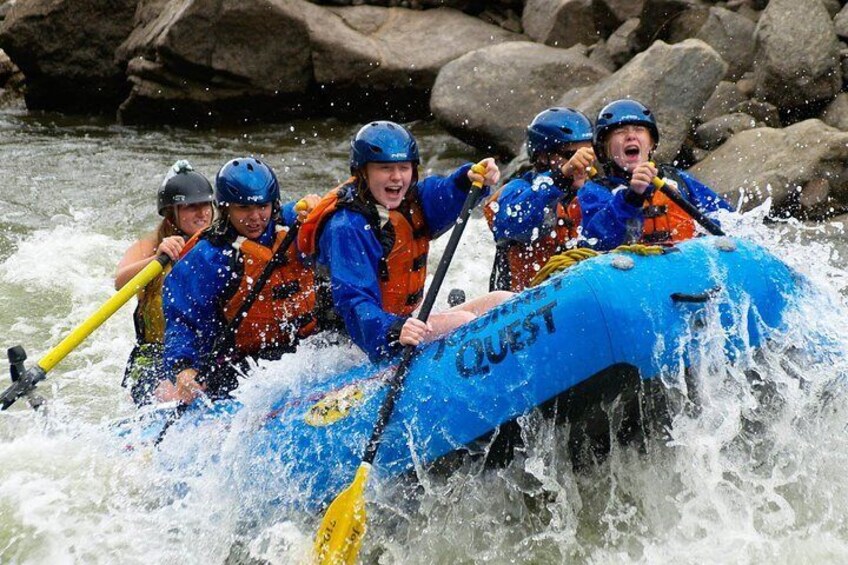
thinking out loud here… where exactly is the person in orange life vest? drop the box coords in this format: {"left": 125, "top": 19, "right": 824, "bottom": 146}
{"left": 115, "top": 160, "right": 215, "bottom": 406}
{"left": 577, "top": 99, "right": 733, "bottom": 251}
{"left": 298, "top": 121, "right": 513, "bottom": 362}
{"left": 484, "top": 108, "right": 596, "bottom": 291}
{"left": 155, "top": 157, "right": 320, "bottom": 405}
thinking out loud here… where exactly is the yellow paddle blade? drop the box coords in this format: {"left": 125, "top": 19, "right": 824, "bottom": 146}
{"left": 314, "top": 463, "right": 370, "bottom": 565}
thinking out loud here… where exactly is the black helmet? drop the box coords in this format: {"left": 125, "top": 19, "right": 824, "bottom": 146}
{"left": 157, "top": 160, "right": 215, "bottom": 216}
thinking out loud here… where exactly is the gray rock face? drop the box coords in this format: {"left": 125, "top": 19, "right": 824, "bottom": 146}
{"left": 633, "top": 0, "right": 706, "bottom": 51}
{"left": 431, "top": 42, "right": 610, "bottom": 157}
{"left": 754, "top": 0, "right": 842, "bottom": 112}
{"left": 731, "top": 98, "right": 780, "bottom": 127}
{"left": 559, "top": 39, "right": 727, "bottom": 163}
{"left": 693, "top": 112, "right": 758, "bottom": 149}
{"left": 522, "top": 0, "right": 600, "bottom": 49}
{"left": 606, "top": 17, "right": 640, "bottom": 67}
{"left": 0, "top": 0, "right": 137, "bottom": 112}
{"left": 836, "top": 4, "right": 848, "bottom": 41}
{"left": 310, "top": 5, "right": 520, "bottom": 90}
{"left": 822, "top": 0, "right": 842, "bottom": 18}
{"left": 588, "top": 40, "right": 617, "bottom": 72}
{"left": 117, "top": 1, "right": 520, "bottom": 123}
{"left": 307, "top": 5, "right": 521, "bottom": 119}
{"left": 595, "top": 0, "right": 644, "bottom": 23}
{"left": 117, "top": 0, "right": 314, "bottom": 124}
{"left": 821, "top": 92, "right": 848, "bottom": 130}
{"left": 691, "top": 119, "right": 848, "bottom": 218}
{"left": 664, "top": 6, "right": 710, "bottom": 43}
{"left": 698, "top": 81, "right": 747, "bottom": 123}
{"left": 695, "top": 7, "right": 756, "bottom": 80}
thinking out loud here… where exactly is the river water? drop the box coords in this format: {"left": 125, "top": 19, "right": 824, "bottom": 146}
{"left": 1, "top": 104, "right": 848, "bottom": 564}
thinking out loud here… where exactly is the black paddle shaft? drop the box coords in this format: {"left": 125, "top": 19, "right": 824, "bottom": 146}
{"left": 362, "top": 183, "right": 484, "bottom": 466}
{"left": 218, "top": 221, "right": 301, "bottom": 348}
{"left": 657, "top": 183, "right": 725, "bottom": 237}
{"left": 154, "top": 221, "right": 302, "bottom": 442}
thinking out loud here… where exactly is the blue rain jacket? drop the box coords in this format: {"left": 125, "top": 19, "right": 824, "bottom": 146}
{"left": 316, "top": 163, "right": 482, "bottom": 362}
{"left": 578, "top": 168, "right": 733, "bottom": 251}
{"left": 489, "top": 170, "right": 573, "bottom": 243}
{"left": 162, "top": 201, "right": 299, "bottom": 378}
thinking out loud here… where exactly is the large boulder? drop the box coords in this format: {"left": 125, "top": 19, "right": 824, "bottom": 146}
{"left": 693, "top": 112, "right": 758, "bottom": 150}
{"left": 694, "top": 7, "right": 756, "bottom": 80}
{"left": 836, "top": 4, "right": 848, "bottom": 41}
{"left": 118, "top": 2, "right": 520, "bottom": 124}
{"left": 821, "top": 92, "right": 848, "bottom": 131}
{"left": 117, "top": 0, "right": 314, "bottom": 124}
{"left": 430, "top": 42, "right": 610, "bottom": 157}
{"left": 690, "top": 119, "right": 848, "bottom": 218}
{"left": 753, "top": 0, "right": 842, "bottom": 115}
{"left": 0, "top": 0, "right": 137, "bottom": 112}
{"left": 697, "top": 80, "right": 748, "bottom": 123}
{"left": 522, "top": 0, "right": 602, "bottom": 48}
{"left": 559, "top": 39, "right": 727, "bottom": 163}
{"left": 306, "top": 5, "right": 521, "bottom": 119}
{"left": 632, "top": 0, "right": 707, "bottom": 51}
{"left": 595, "top": 0, "right": 644, "bottom": 24}
{"left": 606, "top": 17, "right": 641, "bottom": 67}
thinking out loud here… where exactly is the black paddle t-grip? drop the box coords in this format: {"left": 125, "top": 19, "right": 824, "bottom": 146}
{"left": 8, "top": 346, "right": 27, "bottom": 382}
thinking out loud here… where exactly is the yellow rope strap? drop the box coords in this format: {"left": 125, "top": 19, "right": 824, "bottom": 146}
{"left": 529, "top": 244, "right": 665, "bottom": 287}
{"left": 610, "top": 244, "right": 665, "bottom": 256}
{"left": 529, "top": 248, "right": 599, "bottom": 287}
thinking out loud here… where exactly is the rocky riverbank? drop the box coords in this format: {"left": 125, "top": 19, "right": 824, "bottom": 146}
{"left": 0, "top": 0, "right": 847, "bottom": 219}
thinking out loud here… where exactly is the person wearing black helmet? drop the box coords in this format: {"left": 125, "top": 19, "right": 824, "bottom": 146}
{"left": 298, "top": 120, "right": 510, "bottom": 363}
{"left": 578, "top": 99, "right": 733, "bottom": 251}
{"left": 115, "top": 159, "right": 216, "bottom": 406}
{"left": 155, "top": 157, "right": 320, "bottom": 405}
{"left": 484, "top": 107, "right": 597, "bottom": 291}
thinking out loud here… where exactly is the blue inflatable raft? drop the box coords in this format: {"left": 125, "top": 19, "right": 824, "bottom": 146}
{"left": 128, "top": 237, "right": 799, "bottom": 510}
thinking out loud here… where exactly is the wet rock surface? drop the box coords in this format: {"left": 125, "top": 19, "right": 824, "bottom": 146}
{"left": 0, "top": 0, "right": 846, "bottom": 219}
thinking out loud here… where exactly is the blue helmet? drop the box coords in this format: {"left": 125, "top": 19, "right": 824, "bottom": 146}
{"left": 526, "top": 107, "right": 594, "bottom": 161}
{"left": 349, "top": 121, "right": 420, "bottom": 173}
{"left": 215, "top": 157, "right": 280, "bottom": 206}
{"left": 593, "top": 99, "right": 660, "bottom": 156}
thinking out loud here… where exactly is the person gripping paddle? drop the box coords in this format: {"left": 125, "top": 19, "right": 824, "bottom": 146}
{"left": 116, "top": 160, "right": 216, "bottom": 406}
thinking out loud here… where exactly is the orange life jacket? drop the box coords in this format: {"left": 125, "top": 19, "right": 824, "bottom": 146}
{"left": 181, "top": 224, "right": 317, "bottom": 355}
{"left": 484, "top": 188, "right": 580, "bottom": 292}
{"left": 640, "top": 178, "right": 696, "bottom": 244}
{"left": 594, "top": 166, "right": 696, "bottom": 245}
{"left": 299, "top": 180, "right": 430, "bottom": 316}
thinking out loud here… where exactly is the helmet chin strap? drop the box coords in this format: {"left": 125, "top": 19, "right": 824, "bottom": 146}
{"left": 601, "top": 145, "right": 656, "bottom": 182}
{"left": 165, "top": 213, "right": 188, "bottom": 239}
{"left": 603, "top": 159, "right": 632, "bottom": 181}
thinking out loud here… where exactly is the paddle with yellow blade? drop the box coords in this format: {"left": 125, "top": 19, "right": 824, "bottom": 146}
{"left": 1, "top": 253, "right": 172, "bottom": 410}
{"left": 313, "top": 162, "right": 490, "bottom": 565}
{"left": 150, "top": 199, "right": 312, "bottom": 443}
{"left": 648, "top": 162, "right": 724, "bottom": 236}
{"left": 586, "top": 163, "right": 725, "bottom": 236}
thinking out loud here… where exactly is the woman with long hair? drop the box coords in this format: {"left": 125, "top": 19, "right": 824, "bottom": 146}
{"left": 115, "top": 160, "right": 215, "bottom": 405}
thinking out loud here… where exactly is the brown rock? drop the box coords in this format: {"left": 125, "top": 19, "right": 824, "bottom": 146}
{"left": 559, "top": 39, "right": 727, "bottom": 163}
{"left": 753, "top": 0, "right": 842, "bottom": 114}
{"left": 0, "top": 0, "right": 137, "bottom": 112}
{"left": 691, "top": 119, "right": 848, "bottom": 218}
{"left": 431, "top": 42, "right": 609, "bottom": 157}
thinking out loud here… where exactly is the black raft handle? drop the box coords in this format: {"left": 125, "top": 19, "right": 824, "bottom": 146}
{"left": 671, "top": 286, "right": 721, "bottom": 303}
